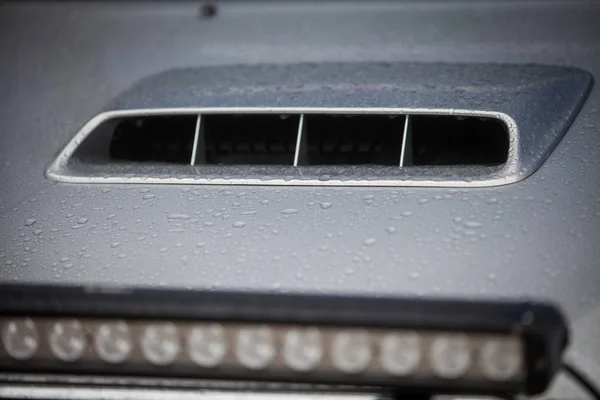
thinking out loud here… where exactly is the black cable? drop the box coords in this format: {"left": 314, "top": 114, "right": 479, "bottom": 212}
{"left": 563, "top": 361, "right": 600, "bottom": 400}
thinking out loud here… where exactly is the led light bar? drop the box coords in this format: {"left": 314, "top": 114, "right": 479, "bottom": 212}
{"left": 0, "top": 284, "right": 568, "bottom": 398}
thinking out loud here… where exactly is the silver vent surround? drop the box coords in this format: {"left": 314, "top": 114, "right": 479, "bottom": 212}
{"left": 47, "top": 107, "right": 517, "bottom": 188}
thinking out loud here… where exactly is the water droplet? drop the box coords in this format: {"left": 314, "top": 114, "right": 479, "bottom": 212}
{"left": 463, "top": 221, "right": 483, "bottom": 229}
{"left": 418, "top": 198, "right": 428, "bottom": 205}
{"left": 77, "top": 218, "right": 88, "bottom": 225}
{"left": 386, "top": 227, "right": 397, "bottom": 235}
{"left": 232, "top": 221, "right": 246, "bottom": 228}
{"left": 24, "top": 218, "right": 36, "bottom": 227}
{"left": 33, "top": 229, "right": 42, "bottom": 236}
{"left": 168, "top": 213, "right": 190, "bottom": 220}
{"left": 487, "top": 273, "right": 497, "bottom": 280}
{"left": 260, "top": 200, "right": 269, "bottom": 205}
{"left": 282, "top": 208, "right": 298, "bottom": 215}
{"left": 363, "top": 238, "right": 377, "bottom": 247}
{"left": 408, "top": 271, "right": 420, "bottom": 280}
{"left": 111, "top": 242, "right": 120, "bottom": 248}
{"left": 59, "top": 257, "right": 70, "bottom": 263}
{"left": 320, "top": 202, "right": 332, "bottom": 210}
{"left": 240, "top": 211, "right": 257, "bottom": 216}
{"left": 142, "top": 194, "right": 156, "bottom": 200}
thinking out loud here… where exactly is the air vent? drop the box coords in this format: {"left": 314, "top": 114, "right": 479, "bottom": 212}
{"left": 81, "top": 111, "right": 510, "bottom": 170}
{"left": 47, "top": 108, "right": 523, "bottom": 187}
{"left": 47, "top": 63, "right": 592, "bottom": 187}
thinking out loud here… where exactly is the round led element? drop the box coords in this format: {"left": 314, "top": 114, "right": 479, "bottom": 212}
{"left": 187, "top": 323, "right": 227, "bottom": 368}
{"left": 1, "top": 318, "right": 39, "bottom": 360}
{"left": 429, "top": 334, "right": 472, "bottom": 379}
{"left": 141, "top": 323, "right": 180, "bottom": 365}
{"left": 94, "top": 321, "right": 132, "bottom": 364}
{"left": 480, "top": 338, "right": 522, "bottom": 381}
{"left": 380, "top": 331, "right": 421, "bottom": 376}
{"left": 235, "top": 325, "right": 275, "bottom": 370}
{"left": 331, "top": 330, "right": 371, "bottom": 374}
{"left": 283, "top": 327, "right": 323, "bottom": 372}
{"left": 48, "top": 320, "right": 86, "bottom": 362}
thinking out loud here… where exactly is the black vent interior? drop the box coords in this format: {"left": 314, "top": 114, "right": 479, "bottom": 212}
{"left": 302, "top": 115, "right": 404, "bottom": 166}
{"left": 103, "top": 113, "right": 509, "bottom": 168}
{"left": 109, "top": 116, "right": 197, "bottom": 164}
{"left": 407, "top": 116, "right": 509, "bottom": 166}
{"left": 203, "top": 115, "right": 300, "bottom": 165}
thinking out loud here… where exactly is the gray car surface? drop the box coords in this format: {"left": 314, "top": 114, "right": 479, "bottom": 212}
{"left": 0, "top": 1, "right": 599, "bottom": 399}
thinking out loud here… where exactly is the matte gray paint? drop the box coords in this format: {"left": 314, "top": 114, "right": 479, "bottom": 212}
{"left": 0, "top": 1, "right": 599, "bottom": 398}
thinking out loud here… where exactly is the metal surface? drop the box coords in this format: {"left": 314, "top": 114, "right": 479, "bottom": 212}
{"left": 1, "top": 1, "right": 600, "bottom": 399}
{"left": 47, "top": 107, "right": 517, "bottom": 188}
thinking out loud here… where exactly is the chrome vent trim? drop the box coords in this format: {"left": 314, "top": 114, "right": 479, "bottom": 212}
{"left": 47, "top": 107, "right": 518, "bottom": 188}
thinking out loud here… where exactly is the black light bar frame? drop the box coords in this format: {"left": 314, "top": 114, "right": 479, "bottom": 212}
{"left": 0, "top": 284, "right": 568, "bottom": 397}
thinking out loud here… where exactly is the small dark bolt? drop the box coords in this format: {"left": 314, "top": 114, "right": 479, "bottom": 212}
{"left": 200, "top": 2, "right": 218, "bottom": 19}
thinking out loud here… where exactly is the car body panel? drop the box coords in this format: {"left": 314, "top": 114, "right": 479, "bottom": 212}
{"left": 0, "top": 1, "right": 599, "bottom": 398}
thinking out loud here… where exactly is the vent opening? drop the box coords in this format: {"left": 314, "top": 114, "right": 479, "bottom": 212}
{"left": 101, "top": 113, "right": 510, "bottom": 168}
{"left": 200, "top": 114, "right": 300, "bottom": 165}
{"left": 407, "top": 116, "right": 509, "bottom": 166}
{"left": 300, "top": 115, "right": 405, "bottom": 166}
{"left": 109, "top": 116, "right": 197, "bottom": 164}
{"left": 62, "top": 109, "right": 515, "bottom": 187}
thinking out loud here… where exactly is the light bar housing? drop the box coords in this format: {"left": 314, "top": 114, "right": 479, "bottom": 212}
{"left": 0, "top": 284, "right": 568, "bottom": 398}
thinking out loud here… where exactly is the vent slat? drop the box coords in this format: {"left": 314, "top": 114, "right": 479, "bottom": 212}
{"left": 399, "top": 115, "right": 410, "bottom": 167}
{"left": 190, "top": 115, "right": 202, "bottom": 166}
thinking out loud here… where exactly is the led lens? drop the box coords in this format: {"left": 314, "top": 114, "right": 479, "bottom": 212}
{"left": 94, "top": 321, "right": 132, "bottom": 364}
{"left": 429, "top": 334, "right": 472, "bottom": 379}
{"left": 141, "top": 323, "right": 180, "bottom": 366}
{"left": 480, "top": 338, "right": 522, "bottom": 381}
{"left": 235, "top": 325, "right": 275, "bottom": 370}
{"left": 1, "top": 318, "right": 39, "bottom": 360}
{"left": 187, "top": 323, "right": 227, "bottom": 368}
{"left": 380, "top": 331, "right": 421, "bottom": 376}
{"left": 283, "top": 327, "right": 323, "bottom": 372}
{"left": 48, "top": 320, "right": 86, "bottom": 362}
{"left": 331, "top": 330, "right": 371, "bottom": 374}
